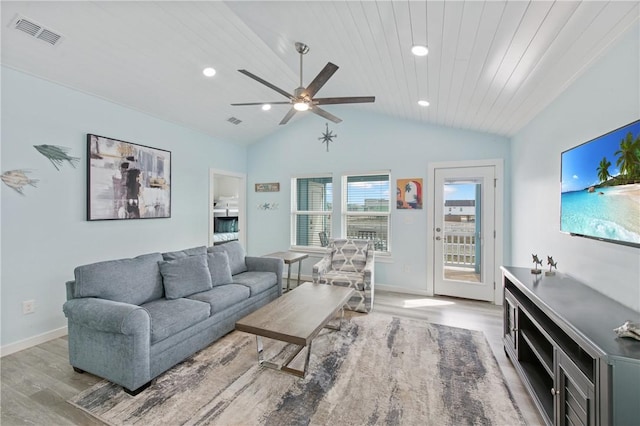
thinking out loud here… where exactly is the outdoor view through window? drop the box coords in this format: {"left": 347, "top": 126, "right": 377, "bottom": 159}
{"left": 293, "top": 174, "right": 390, "bottom": 251}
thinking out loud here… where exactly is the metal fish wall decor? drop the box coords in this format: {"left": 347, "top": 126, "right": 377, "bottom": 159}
{"left": 33, "top": 145, "right": 80, "bottom": 170}
{"left": 1, "top": 169, "right": 38, "bottom": 195}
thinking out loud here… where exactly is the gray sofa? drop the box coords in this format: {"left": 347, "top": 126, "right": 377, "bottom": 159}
{"left": 63, "top": 241, "right": 283, "bottom": 395}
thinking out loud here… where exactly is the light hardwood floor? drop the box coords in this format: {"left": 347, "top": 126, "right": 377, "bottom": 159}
{"left": 1, "top": 288, "right": 544, "bottom": 425}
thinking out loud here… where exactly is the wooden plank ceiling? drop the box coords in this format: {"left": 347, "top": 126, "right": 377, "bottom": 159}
{"left": 1, "top": 1, "right": 638, "bottom": 145}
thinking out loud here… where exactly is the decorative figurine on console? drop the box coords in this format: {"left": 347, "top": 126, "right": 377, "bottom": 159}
{"left": 614, "top": 321, "right": 640, "bottom": 341}
{"left": 531, "top": 254, "right": 543, "bottom": 274}
{"left": 545, "top": 256, "right": 558, "bottom": 276}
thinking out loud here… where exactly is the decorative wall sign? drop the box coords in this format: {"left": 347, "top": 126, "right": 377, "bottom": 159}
{"left": 34, "top": 144, "right": 80, "bottom": 170}
{"left": 1, "top": 169, "right": 38, "bottom": 195}
{"left": 318, "top": 122, "right": 337, "bottom": 152}
{"left": 255, "top": 182, "right": 280, "bottom": 192}
{"left": 396, "top": 178, "right": 423, "bottom": 209}
{"left": 87, "top": 134, "right": 171, "bottom": 220}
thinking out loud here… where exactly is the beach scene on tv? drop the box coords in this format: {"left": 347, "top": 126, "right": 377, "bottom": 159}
{"left": 561, "top": 120, "right": 640, "bottom": 246}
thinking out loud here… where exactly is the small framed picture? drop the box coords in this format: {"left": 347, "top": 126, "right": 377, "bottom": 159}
{"left": 397, "top": 178, "right": 423, "bottom": 209}
{"left": 255, "top": 182, "right": 280, "bottom": 192}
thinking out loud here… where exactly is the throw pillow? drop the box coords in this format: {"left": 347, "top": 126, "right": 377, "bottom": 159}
{"left": 207, "top": 252, "right": 233, "bottom": 286}
{"left": 214, "top": 217, "right": 238, "bottom": 233}
{"left": 159, "top": 254, "right": 213, "bottom": 299}
{"left": 162, "top": 245, "right": 207, "bottom": 261}
{"left": 207, "top": 240, "right": 248, "bottom": 275}
{"left": 74, "top": 252, "right": 164, "bottom": 305}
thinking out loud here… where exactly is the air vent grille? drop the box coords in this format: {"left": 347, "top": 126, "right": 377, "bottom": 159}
{"left": 15, "top": 18, "right": 40, "bottom": 36}
{"left": 37, "top": 29, "right": 61, "bottom": 45}
{"left": 227, "top": 117, "right": 242, "bottom": 125}
{"left": 13, "top": 16, "right": 62, "bottom": 46}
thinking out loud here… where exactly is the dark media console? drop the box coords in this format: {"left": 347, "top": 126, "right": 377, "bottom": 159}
{"left": 501, "top": 266, "right": 640, "bottom": 426}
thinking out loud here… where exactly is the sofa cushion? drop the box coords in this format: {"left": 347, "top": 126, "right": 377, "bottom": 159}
{"left": 74, "top": 253, "right": 164, "bottom": 305}
{"left": 207, "top": 241, "right": 247, "bottom": 275}
{"left": 162, "top": 245, "right": 207, "bottom": 261}
{"left": 159, "top": 254, "right": 212, "bottom": 299}
{"left": 321, "top": 271, "right": 366, "bottom": 291}
{"left": 187, "top": 284, "right": 250, "bottom": 314}
{"left": 207, "top": 252, "right": 233, "bottom": 286}
{"left": 141, "top": 298, "right": 210, "bottom": 343}
{"left": 232, "top": 271, "right": 277, "bottom": 296}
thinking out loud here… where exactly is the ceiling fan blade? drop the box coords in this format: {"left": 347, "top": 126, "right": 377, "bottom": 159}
{"left": 311, "top": 106, "right": 342, "bottom": 123}
{"left": 279, "top": 108, "right": 297, "bottom": 125}
{"left": 314, "top": 96, "right": 376, "bottom": 105}
{"left": 238, "top": 70, "right": 294, "bottom": 100}
{"left": 231, "top": 101, "right": 291, "bottom": 106}
{"left": 304, "top": 62, "right": 339, "bottom": 98}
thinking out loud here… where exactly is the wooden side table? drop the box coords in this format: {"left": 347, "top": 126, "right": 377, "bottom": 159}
{"left": 263, "top": 251, "right": 309, "bottom": 292}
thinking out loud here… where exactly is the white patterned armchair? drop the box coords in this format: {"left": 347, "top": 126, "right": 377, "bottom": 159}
{"left": 312, "top": 239, "right": 375, "bottom": 313}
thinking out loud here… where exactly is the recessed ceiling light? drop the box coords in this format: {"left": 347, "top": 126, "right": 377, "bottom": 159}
{"left": 418, "top": 100, "right": 430, "bottom": 107}
{"left": 261, "top": 104, "right": 271, "bottom": 111}
{"left": 411, "top": 45, "right": 429, "bottom": 56}
{"left": 202, "top": 67, "right": 216, "bottom": 77}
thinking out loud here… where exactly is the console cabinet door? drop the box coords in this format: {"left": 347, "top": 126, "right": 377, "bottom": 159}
{"left": 556, "top": 350, "right": 595, "bottom": 426}
{"left": 504, "top": 291, "right": 518, "bottom": 351}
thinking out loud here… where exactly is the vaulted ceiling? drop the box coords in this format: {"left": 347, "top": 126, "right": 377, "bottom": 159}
{"left": 2, "top": 1, "right": 638, "bottom": 145}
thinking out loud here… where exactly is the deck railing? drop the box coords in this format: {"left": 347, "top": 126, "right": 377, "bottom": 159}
{"left": 444, "top": 232, "right": 476, "bottom": 267}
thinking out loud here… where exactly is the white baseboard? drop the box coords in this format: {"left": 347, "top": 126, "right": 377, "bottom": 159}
{"left": 1, "top": 326, "right": 68, "bottom": 357}
{"left": 375, "top": 284, "right": 431, "bottom": 296}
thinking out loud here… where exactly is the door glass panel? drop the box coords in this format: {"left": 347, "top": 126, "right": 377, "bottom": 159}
{"left": 443, "top": 180, "right": 481, "bottom": 283}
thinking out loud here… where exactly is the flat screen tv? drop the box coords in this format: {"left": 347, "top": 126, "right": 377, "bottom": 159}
{"left": 561, "top": 119, "right": 640, "bottom": 248}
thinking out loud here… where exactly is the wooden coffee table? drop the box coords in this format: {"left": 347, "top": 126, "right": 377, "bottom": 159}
{"left": 235, "top": 282, "right": 354, "bottom": 378}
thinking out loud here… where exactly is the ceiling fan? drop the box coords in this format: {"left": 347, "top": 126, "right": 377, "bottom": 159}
{"left": 231, "top": 42, "right": 375, "bottom": 125}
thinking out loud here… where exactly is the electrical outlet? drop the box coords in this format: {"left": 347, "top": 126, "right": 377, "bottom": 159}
{"left": 22, "top": 300, "right": 35, "bottom": 315}
{"left": 402, "top": 264, "right": 411, "bottom": 273}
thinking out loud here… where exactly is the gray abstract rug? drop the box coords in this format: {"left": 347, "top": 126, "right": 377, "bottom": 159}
{"left": 68, "top": 313, "right": 524, "bottom": 425}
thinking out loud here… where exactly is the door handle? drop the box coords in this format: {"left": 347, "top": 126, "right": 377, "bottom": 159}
{"left": 435, "top": 236, "right": 441, "bottom": 241}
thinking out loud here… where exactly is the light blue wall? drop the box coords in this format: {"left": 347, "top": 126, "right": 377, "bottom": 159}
{"left": 246, "top": 108, "right": 511, "bottom": 292}
{"left": 1, "top": 67, "right": 246, "bottom": 347}
{"left": 511, "top": 24, "right": 640, "bottom": 311}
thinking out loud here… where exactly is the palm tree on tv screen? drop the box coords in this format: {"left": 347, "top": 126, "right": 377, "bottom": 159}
{"left": 596, "top": 157, "right": 612, "bottom": 184}
{"left": 614, "top": 132, "right": 640, "bottom": 180}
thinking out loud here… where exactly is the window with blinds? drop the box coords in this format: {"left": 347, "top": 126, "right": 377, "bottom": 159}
{"left": 342, "top": 172, "right": 391, "bottom": 252}
{"left": 292, "top": 175, "right": 332, "bottom": 248}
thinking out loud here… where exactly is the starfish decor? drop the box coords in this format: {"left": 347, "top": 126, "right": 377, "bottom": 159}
{"left": 318, "top": 123, "right": 337, "bottom": 152}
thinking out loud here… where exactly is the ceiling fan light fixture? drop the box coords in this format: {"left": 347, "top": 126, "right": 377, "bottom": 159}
{"left": 411, "top": 45, "right": 429, "bottom": 56}
{"left": 418, "top": 100, "right": 430, "bottom": 107}
{"left": 294, "top": 101, "right": 309, "bottom": 112}
{"left": 261, "top": 104, "right": 271, "bottom": 111}
{"left": 202, "top": 67, "right": 216, "bottom": 77}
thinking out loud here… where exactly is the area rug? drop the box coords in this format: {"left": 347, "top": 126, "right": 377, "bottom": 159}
{"left": 68, "top": 313, "right": 524, "bottom": 425}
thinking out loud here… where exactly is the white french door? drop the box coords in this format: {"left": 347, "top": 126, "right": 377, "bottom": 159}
{"left": 433, "top": 166, "right": 495, "bottom": 301}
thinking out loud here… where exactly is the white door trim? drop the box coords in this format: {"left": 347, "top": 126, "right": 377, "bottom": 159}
{"left": 426, "top": 159, "right": 504, "bottom": 304}
{"left": 209, "top": 169, "right": 247, "bottom": 248}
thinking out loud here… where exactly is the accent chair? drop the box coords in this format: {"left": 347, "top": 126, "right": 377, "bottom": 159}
{"left": 312, "top": 238, "right": 374, "bottom": 312}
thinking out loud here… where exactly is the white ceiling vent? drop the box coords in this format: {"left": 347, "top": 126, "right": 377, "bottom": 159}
{"left": 11, "top": 15, "right": 62, "bottom": 46}
{"left": 227, "top": 117, "right": 242, "bottom": 125}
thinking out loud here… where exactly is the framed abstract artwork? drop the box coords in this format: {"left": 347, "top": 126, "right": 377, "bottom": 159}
{"left": 87, "top": 134, "right": 171, "bottom": 220}
{"left": 396, "top": 178, "right": 423, "bottom": 209}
